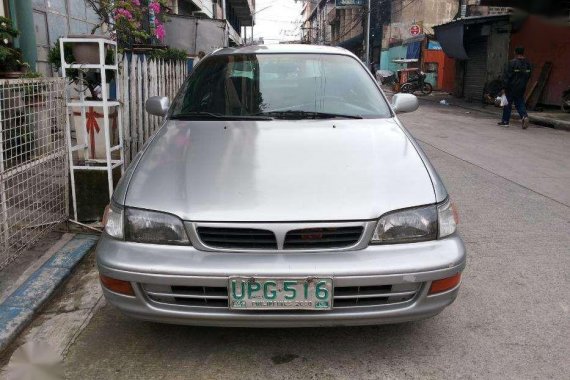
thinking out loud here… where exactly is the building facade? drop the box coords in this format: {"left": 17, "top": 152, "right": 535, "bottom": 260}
{"left": 1, "top": 0, "right": 254, "bottom": 74}
{"left": 436, "top": 11, "right": 570, "bottom": 106}
{"left": 168, "top": 0, "right": 254, "bottom": 45}
{"left": 298, "top": 0, "right": 460, "bottom": 89}
{"left": 380, "top": 0, "right": 458, "bottom": 91}
{"left": 2, "top": 0, "right": 100, "bottom": 75}
{"left": 300, "top": 0, "right": 367, "bottom": 58}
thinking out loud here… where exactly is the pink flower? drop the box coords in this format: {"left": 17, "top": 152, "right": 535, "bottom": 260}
{"left": 114, "top": 8, "right": 133, "bottom": 20}
{"left": 155, "top": 24, "right": 165, "bottom": 40}
{"left": 131, "top": 0, "right": 140, "bottom": 5}
{"left": 148, "top": 1, "right": 161, "bottom": 14}
{"left": 154, "top": 18, "right": 161, "bottom": 25}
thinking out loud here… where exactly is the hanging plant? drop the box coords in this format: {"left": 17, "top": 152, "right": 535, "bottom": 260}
{"left": 0, "top": 16, "right": 30, "bottom": 77}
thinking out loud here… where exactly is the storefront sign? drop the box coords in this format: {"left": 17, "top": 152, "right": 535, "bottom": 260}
{"left": 335, "top": 0, "right": 365, "bottom": 7}
{"left": 410, "top": 24, "right": 422, "bottom": 36}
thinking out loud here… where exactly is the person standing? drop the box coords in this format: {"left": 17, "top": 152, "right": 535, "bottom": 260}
{"left": 193, "top": 51, "right": 206, "bottom": 68}
{"left": 498, "top": 47, "right": 532, "bottom": 129}
{"left": 370, "top": 60, "right": 377, "bottom": 77}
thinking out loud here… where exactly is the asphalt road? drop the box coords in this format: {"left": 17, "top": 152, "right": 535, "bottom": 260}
{"left": 13, "top": 101, "right": 570, "bottom": 379}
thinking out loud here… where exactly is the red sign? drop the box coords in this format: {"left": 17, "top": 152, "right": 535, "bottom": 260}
{"left": 410, "top": 24, "right": 421, "bottom": 36}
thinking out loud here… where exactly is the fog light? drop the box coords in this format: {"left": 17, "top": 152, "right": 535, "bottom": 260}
{"left": 99, "top": 274, "right": 134, "bottom": 296}
{"left": 429, "top": 273, "right": 461, "bottom": 295}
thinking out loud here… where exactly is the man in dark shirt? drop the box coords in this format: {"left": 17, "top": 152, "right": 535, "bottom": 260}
{"left": 498, "top": 47, "right": 532, "bottom": 129}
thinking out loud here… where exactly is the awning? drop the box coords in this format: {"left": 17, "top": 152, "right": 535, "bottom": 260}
{"left": 406, "top": 41, "right": 421, "bottom": 59}
{"left": 434, "top": 21, "right": 468, "bottom": 59}
{"left": 434, "top": 15, "right": 510, "bottom": 60}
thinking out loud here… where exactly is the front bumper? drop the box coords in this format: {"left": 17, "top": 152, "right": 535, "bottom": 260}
{"left": 96, "top": 234, "right": 466, "bottom": 327}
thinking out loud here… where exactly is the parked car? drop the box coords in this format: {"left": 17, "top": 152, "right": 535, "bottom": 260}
{"left": 98, "top": 45, "right": 466, "bottom": 327}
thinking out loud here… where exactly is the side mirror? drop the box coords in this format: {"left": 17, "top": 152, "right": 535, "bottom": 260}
{"left": 145, "top": 96, "right": 170, "bottom": 116}
{"left": 392, "top": 93, "right": 419, "bottom": 114}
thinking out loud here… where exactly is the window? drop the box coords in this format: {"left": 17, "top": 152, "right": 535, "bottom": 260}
{"left": 170, "top": 53, "right": 391, "bottom": 119}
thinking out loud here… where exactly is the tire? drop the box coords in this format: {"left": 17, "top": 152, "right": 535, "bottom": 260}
{"left": 400, "top": 83, "right": 413, "bottom": 94}
{"left": 421, "top": 83, "right": 433, "bottom": 95}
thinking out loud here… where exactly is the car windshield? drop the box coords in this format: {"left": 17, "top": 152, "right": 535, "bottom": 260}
{"left": 169, "top": 53, "right": 392, "bottom": 119}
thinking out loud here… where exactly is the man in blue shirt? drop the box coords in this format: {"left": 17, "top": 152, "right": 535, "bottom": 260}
{"left": 498, "top": 47, "right": 532, "bottom": 129}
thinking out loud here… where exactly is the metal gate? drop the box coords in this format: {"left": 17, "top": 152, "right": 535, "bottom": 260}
{"left": 463, "top": 38, "right": 488, "bottom": 102}
{"left": 0, "top": 78, "right": 68, "bottom": 270}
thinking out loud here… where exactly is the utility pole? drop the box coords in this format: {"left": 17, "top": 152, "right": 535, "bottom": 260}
{"left": 365, "top": 0, "right": 371, "bottom": 66}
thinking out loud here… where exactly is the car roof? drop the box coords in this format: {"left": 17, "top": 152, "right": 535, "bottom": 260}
{"left": 210, "top": 44, "right": 357, "bottom": 57}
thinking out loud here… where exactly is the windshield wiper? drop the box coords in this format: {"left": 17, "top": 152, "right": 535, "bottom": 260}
{"left": 257, "top": 110, "right": 363, "bottom": 119}
{"left": 170, "top": 112, "right": 272, "bottom": 121}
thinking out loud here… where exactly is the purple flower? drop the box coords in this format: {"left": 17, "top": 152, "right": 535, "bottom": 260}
{"left": 149, "top": 1, "right": 161, "bottom": 14}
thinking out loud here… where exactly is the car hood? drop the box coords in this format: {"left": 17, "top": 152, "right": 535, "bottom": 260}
{"left": 124, "top": 119, "right": 436, "bottom": 222}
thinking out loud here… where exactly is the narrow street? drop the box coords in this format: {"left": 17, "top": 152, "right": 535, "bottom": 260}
{"left": 6, "top": 101, "right": 570, "bottom": 379}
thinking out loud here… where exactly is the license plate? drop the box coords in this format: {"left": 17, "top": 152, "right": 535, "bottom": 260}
{"left": 228, "top": 277, "right": 333, "bottom": 310}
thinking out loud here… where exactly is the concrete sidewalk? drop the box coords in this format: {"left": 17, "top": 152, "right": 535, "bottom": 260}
{"left": 418, "top": 91, "right": 570, "bottom": 131}
{"left": 0, "top": 234, "right": 98, "bottom": 353}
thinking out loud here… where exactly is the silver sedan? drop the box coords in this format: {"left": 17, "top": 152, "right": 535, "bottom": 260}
{"left": 97, "top": 44, "right": 466, "bottom": 327}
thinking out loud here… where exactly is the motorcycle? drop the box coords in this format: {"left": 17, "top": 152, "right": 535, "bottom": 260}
{"left": 398, "top": 69, "right": 433, "bottom": 95}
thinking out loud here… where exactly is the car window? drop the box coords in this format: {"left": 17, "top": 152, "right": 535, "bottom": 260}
{"left": 170, "top": 53, "right": 391, "bottom": 119}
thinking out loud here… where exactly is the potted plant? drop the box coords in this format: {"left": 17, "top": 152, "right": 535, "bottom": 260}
{"left": 48, "top": 41, "right": 119, "bottom": 160}
{"left": 0, "top": 16, "right": 29, "bottom": 78}
{"left": 67, "top": 34, "right": 109, "bottom": 65}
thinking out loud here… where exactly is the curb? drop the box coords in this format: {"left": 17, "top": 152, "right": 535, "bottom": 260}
{"left": 0, "top": 234, "right": 99, "bottom": 353}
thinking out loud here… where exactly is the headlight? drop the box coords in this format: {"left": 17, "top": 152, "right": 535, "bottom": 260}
{"left": 103, "top": 203, "right": 124, "bottom": 239}
{"left": 437, "top": 199, "right": 458, "bottom": 238}
{"left": 371, "top": 205, "right": 438, "bottom": 244}
{"left": 124, "top": 208, "right": 190, "bottom": 245}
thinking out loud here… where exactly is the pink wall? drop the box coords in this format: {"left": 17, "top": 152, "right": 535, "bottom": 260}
{"left": 511, "top": 16, "right": 570, "bottom": 106}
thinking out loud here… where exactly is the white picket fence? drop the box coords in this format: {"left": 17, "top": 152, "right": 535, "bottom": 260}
{"left": 119, "top": 55, "right": 188, "bottom": 165}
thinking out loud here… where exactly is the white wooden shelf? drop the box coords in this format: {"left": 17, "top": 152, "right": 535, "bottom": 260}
{"left": 61, "top": 36, "right": 124, "bottom": 222}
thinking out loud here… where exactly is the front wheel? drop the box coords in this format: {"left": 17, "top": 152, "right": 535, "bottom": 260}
{"left": 421, "top": 83, "right": 433, "bottom": 95}
{"left": 400, "top": 83, "right": 414, "bottom": 94}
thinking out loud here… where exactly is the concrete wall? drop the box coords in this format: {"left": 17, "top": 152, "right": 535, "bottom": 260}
{"left": 380, "top": 45, "right": 407, "bottom": 72}
{"left": 391, "top": 0, "right": 458, "bottom": 35}
{"left": 163, "top": 15, "right": 228, "bottom": 56}
{"left": 31, "top": 0, "right": 101, "bottom": 74}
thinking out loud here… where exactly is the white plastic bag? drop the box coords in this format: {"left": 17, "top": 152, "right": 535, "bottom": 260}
{"left": 499, "top": 94, "right": 508, "bottom": 107}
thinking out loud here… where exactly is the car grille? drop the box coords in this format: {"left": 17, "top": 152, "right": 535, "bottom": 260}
{"left": 332, "top": 283, "right": 419, "bottom": 308}
{"left": 283, "top": 227, "right": 364, "bottom": 249}
{"left": 144, "top": 284, "right": 229, "bottom": 308}
{"left": 196, "top": 227, "right": 278, "bottom": 250}
{"left": 142, "top": 282, "right": 420, "bottom": 310}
